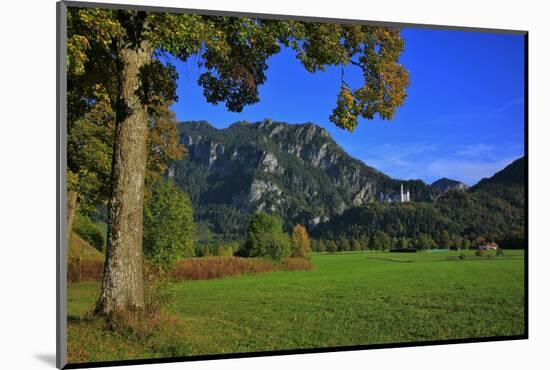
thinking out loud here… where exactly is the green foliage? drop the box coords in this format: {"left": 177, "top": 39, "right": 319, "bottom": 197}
{"left": 143, "top": 180, "right": 196, "bottom": 270}
{"left": 313, "top": 202, "right": 450, "bottom": 241}
{"left": 73, "top": 213, "right": 105, "bottom": 252}
{"left": 215, "top": 242, "right": 238, "bottom": 257}
{"left": 461, "top": 238, "right": 471, "bottom": 250}
{"left": 374, "top": 231, "right": 391, "bottom": 251}
{"left": 338, "top": 236, "right": 351, "bottom": 252}
{"left": 317, "top": 240, "right": 326, "bottom": 253}
{"left": 416, "top": 233, "right": 435, "bottom": 250}
{"left": 242, "top": 212, "right": 291, "bottom": 260}
{"left": 67, "top": 9, "right": 186, "bottom": 215}
{"left": 351, "top": 238, "right": 361, "bottom": 251}
{"left": 70, "top": 9, "right": 409, "bottom": 127}
{"left": 398, "top": 237, "right": 409, "bottom": 249}
{"left": 327, "top": 240, "right": 337, "bottom": 254}
{"left": 438, "top": 230, "right": 451, "bottom": 249}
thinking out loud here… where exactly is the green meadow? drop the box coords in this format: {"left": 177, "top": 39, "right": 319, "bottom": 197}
{"left": 67, "top": 250, "right": 525, "bottom": 363}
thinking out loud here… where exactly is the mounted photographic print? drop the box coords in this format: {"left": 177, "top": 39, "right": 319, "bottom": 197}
{"left": 57, "top": 1, "right": 527, "bottom": 368}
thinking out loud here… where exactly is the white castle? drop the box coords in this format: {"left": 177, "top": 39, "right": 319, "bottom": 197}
{"left": 399, "top": 184, "right": 411, "bottom": 202}
{"left": 380, "top": 184, "right": 411, "bottom": 203}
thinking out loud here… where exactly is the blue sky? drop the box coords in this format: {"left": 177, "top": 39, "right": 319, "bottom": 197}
{"left": 168, "top": 28, "right": 525, "bottom": 185}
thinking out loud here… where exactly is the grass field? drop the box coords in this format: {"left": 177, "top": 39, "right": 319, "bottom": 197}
{"left": 67, "top": 249, "right": 525, "bottom": 363}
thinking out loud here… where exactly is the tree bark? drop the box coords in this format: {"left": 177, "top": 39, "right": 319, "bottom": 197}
{"left": 66, "top": 191, "right": 77, "bottom": 242}
{"left": 96, "top": 39, "right": 152, "bottom": 315}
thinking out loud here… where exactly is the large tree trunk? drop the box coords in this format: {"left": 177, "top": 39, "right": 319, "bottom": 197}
{"left": 96, "top": 39, "right": 152, "bottom": 315}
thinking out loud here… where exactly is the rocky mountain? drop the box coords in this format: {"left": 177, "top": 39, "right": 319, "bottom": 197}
{"left": 431, "top": 178, "right": 469, "bottom": 193}
{"left": 170, "top": 119, "right": 437, "bottom": 239}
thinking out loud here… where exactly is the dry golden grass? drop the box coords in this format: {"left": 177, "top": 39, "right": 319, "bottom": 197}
{"left": 68, "top": 258, "right": 104, "bottom": 283}
{"left": 171, "top": 256, "right": 314, "bottom": 281}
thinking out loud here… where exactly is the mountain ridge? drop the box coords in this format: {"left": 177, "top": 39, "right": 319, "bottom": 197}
{"left": 431, "top": 178, "right": 469, "bottom": 193}
{"left": 170, "top": 119, "right": 437, "bottom": 238}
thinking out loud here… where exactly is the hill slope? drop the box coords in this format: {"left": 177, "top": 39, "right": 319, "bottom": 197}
{"left": 69, "top": 232, "right": 105, "bottom": 261}
{"left": 471, "top": 157, "right": 525, "bottom": 191}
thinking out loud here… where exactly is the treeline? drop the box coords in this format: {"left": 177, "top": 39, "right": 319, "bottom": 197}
{"left": 310, "top": 231, "right": 475, "bottom": 253}
{"left": 311, "top": 187, "right": 525, "bottom": 249}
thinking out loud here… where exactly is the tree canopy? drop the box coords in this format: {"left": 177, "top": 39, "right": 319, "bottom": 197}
{"left": 242, "top": 212, "right": 291, "bottom": 260}
{"left": 143, "top": 179, "right": 196, "bottom": 270}
{"left": 68, "top": 9, "right": 409, "bottom": 130}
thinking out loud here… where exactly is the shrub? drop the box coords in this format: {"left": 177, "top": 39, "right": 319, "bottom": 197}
{"left": 374, "top": 231, "right": 391, "bottom": 251}
{"left": 416, "top": 233, "right": 435, "bottom": 250}
{"left": 438, "top": 230, "right": 451, "bottom": 249}
{"left": 317, "top": 239, "right": 326, "bottom": 253}
{"left": 73, "top": 213, "right": 105, "bottom": 252}
{"left": 291, "top": 224, "right": 311, "bottom": 258}
{"left": 351, "top": 238, "right": 361, "bottom": 251}
{"left": 338, "top": 236, "right": 350, "bottom": 252}
{"left": 327, "top": 240, "right": 337, "bottom": 254}
{"left": 280, "top": 257, "right": 315, "bottom": 271}
{"left": 143, "top": 179, "right": 196, "bottom": 271}
{"left": 215, "top": 244, "right": 234, "bottom": 257}
{"left": 398, "top": 237, "right": 409, "bottom": 249}
{"left": 475, "top": 248, "right": 484, "bottom": 257}
{"left": 242, "top": 212, "right": 291, "bottom": 260}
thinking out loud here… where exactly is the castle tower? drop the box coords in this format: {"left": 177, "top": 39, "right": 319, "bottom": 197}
{"left": 406, "top": 189, "right": 410, "bottom": 202}
{"left": 400, "top": 184, "right": 404, "bottom": 202}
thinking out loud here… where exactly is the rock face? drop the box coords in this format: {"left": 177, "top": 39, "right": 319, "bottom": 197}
{"left": 431, "top": 178, "right": 469, "bottom": 193}
{"left": 171, "top": 120, "right": 437, "bottom": 235}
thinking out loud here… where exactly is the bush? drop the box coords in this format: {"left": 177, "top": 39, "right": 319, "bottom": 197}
{"left": 327, "top": 240, "right": 337, "bottom": 254}
{"left": 351, "top": 238, "right": 361, "bottom": 251}
{"left": 398, "top": 237, "right": 409, "bottom": 249}
{"left": 338, "top": 236, "right": 351, "bottom": 252}
{"left": 242, "top": 212, "right": 291, "bottom": 260}
{"left": 73, "top": 213, "right": 105, "bottom": 252}
{"left": 416, "top": 233, "right": 436, "bottom": 250}
{"left": 291, "top": 224, "right": 311, "bottom": 258}
{"left": 461, "top": 238, "right": 471, "bottom": 250}
{"left": 317, "top": 240, "right": 326, "bottom": 253}
{"left": 143, "top": 179, "right": 196, "bottom": 271}
{"left": 374, "top": 231, "right": 391, "bottom": 251}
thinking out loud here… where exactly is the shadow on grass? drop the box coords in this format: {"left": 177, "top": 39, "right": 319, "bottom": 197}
{"left": 365, "top": 256, "right": 415, "bottom": 263}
